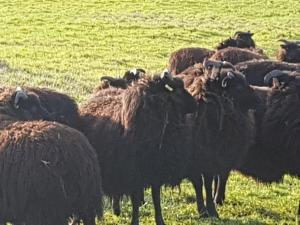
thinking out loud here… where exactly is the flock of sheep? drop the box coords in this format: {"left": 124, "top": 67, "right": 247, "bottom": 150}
{"left": 0, "top": 31, "right": 300, "bottom": 225}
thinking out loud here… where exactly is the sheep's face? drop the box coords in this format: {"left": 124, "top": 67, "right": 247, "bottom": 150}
{"left": 205, "top": 69, "right": 258, "bottom": 111}
{"left": 233, "top": 31, "right": 255, "bottom": 48}
{"left": 151, "top": 72, "right": 197, "bottom": 115}
{"left": 279, "top": 44, "right": 300, "bottom": 63}
{"left": 123, "top": 68, "right": 146, "bottom": 83}
{"left": 11, "top": 89, "right": 53, "bottom": 121}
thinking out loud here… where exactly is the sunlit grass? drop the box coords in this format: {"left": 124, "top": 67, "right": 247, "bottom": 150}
{"left": 0, "top": 0, "right": 300, "bottom": 224}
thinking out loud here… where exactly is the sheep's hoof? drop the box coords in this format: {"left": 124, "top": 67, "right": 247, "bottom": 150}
{"left": 214, "top": 196, "right": 225, "bottom": 206}
{"left": 113, "top": 208, "right": 121, "bottom": 216}
{"left": 207, "top": 208, "right": 219, "bottom": 218}
{"left": 198, "top": 209, "right": 209, "bottom": 218}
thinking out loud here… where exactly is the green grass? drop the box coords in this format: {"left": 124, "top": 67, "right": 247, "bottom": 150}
{"left": 0, "top": 0, "right": 300, "bottom": 224}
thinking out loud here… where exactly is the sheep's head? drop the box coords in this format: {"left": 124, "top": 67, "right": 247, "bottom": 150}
{"left": 217, "top": 31, "right": 256, "bottom": 50}
{"left": 277, "top": 39, "right": 300, "bottom": 63}
{"left": 100, "top": 76, "right": 128, "bottom": 89}
{"left": 150, "top": 69, "right": 197, "bottom": 114}
{"left": 203, "top": 59, "right": 258, "bottom": 111}
{"left": 123, "top": 68, "right": 145, "bottom": 83}
{"left": 10, "top": 87, "right": 53, "bottom": 121}
{"left": 233, "top": 31, "right": 256, "bottom": 48}
{"left": 263, "top": 69, "right": 300, "bottom": 89}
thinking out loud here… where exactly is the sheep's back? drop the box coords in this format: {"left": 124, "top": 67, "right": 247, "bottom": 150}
{"left": 0, "top": 121, "right": 102, "bottom": 224}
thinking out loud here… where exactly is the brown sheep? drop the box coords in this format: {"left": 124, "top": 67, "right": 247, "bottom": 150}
{"left": 168, "top": 47, "right": 215, "bottom": 75}
{"left": 81, "top": 71, "right": 197, "bottom": 225}
{"left": 210, "top": 47, "right": 268, "bottom": 65}
{"left": 216, "top": 31, "right": 256, "bottom": 50}
{"left": 0, "top": 88, "right": 101, "bottom": 224}
{"left": 235, "top": 59, "right": 300, "bottom": 86}
{"left": 94, "top": 68, "right": 146, "bottom": 92}
{"left": 0, "top": 121, "right": 103, "bottom": 225}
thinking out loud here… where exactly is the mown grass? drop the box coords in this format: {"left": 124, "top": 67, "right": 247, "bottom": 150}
{"left": 0, "top": 0, "right": 300, "bottom": 224}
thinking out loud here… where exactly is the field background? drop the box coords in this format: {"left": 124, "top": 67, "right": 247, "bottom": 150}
{"left": 0, "top": 0, "right": 300, "bottom": 224}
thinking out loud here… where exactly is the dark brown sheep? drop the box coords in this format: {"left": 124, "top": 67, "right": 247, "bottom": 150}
{"left": 215, "top": 70, "right": 300, "bottom": 207}
{"left": 210, "top": 47, "right": 268, "bottom": 65}
{"left": 168, "top": 47, "right": 215, "bottom": 75}
{"left": 0, "top": 86, "right": 82, "bottom": 131}
{"left": 235, "top": 59, "right": 300, "bottom": 86}
{"left": 94, "top": 68, "right": 146, "bottom": 92}
{"left": 216, "top": 31, "right": 256, "bottom": 50}
{"left": 240, "top": 71, "right": 300, "bottom": 180}
{"left": 0, "top": 121, "right": 103, "bottom": 225}
{"left": 0, "top": 87, "right": 100, "bottom": 225}
{"left": 81, "top": 71, "right": 197, "bottom": 225}
{"left": 277, "top": 39, "right": 300, "bottom": 63}
{"left": 183, "top": 60, "right": 257, "bottom": 217}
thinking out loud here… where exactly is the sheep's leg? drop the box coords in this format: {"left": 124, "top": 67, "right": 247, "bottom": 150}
{"left": 82, "top": 212, "right": 96, "bottom": 225}
{"left": 191, "top": 177, "right": 208, "bottom": 217}
{"left": 112, "top": 195, "right": 121, "bottom": 216}
{"left": 130, "top": 192, "right": 140, "bottom": 225}
{"left": 151, "top": 185, "right": 166, "bottom": 225}
{"left": 203, "top": 174, "right": 219, "bottom": 218}
{"left": 139, "top": 189, "right": 145, "bottom": 206}
{"left": 214, "top": 171, "right": 230, "bottom": 205}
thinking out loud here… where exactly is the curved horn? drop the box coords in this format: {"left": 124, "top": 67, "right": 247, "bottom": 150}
{"left": 263, "top": 70, "right": 289, "bottom": 85}
{"left": 160, "top": 69, "right": 173, "bottom": 80}
{"left": 14, "top": 88, "right": 28, "bottom": 109}
{"left": 203, "top": 58, "right": 223, "bottom": 69}
{"left": 130, "top": 68, "right": 138, "bottom": 75}
{"left": 221, "top": 61, "right": 235, "bottom": 70}
{"left": 100, "top": 76, "right": 117, "bottom": 82}
{"left": 221, "top": 71, "right": 235, "bottom": 88}
{"left": 279, "top": 39, "right": 291, "bottom": 45}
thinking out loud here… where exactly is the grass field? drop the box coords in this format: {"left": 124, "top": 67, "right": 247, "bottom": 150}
{"left": 0, "top": 0, "right": 300, "bottom": 224}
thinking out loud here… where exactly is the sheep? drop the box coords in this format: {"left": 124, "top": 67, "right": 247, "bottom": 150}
{"left": 276, "top": 39, "right": 300, "bottom": 63}
{"left": 210, "top": 47, "right": 268, "bottom": 65}
{"left": 80, "top": 70, "right": 197, "bottom": 225}
{"left": 216, "top": 31, "right": 256, "bottom": 50}
{"left": 215, "top": 70, "right": 300, "bottom": 206}
{"left": 168, "top": 47, "right": 215, "bottom": 75}
{"left": 0, "top": 120, "right": 103, "bottom": 225}
{"left": 235, "top": 59, "right": 300, "bottom": 86}
{"left": 0, "top": 88, "right": 102, "bottom": 224}
{"left": 240, "top": 70, "right": 300, "bottom": 180}
{"left": 0, "top": 87, "right": 101, "bottom": 225}
{"left": 94, "top": 68, "right": 146, "bottom": 91}
{"left": 183, "top": 59, "right": 257, "bottom": 217}
{"left": 168, "top": 31, "right": 265, "bottom": 76}
{"left": 0, "top": 86, "right": 82, "bottom": 130}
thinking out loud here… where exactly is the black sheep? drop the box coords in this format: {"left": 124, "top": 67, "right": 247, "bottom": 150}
{"left": 183, "top": 59, "right": 257, "bottom": 217}
{"left": 80, "top": 70, "right": 197, "bottom": 225}
{"left": 277, "top": 39, "right": 300, "bottom": 63}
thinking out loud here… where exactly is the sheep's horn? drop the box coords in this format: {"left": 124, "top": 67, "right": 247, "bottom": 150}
{"left": 130, "top": 68, "right": 138, "bottom": 75}
{"left": 203, "top": 58, "right": 223, "bottom": 69}
{"left": 221, "top": 71, "right": 235, "bottom": 88}
{"left": 14, "top": 88, "right": 28, "bottom": 109}
{"left": 160, "top": 69, "right": 173, "bottom": 80}
{"left": 100, "top": 76, "right": 117, "bottom": 82}
{"left": 264, "top": 70, "right": 289, "bottom": 85}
